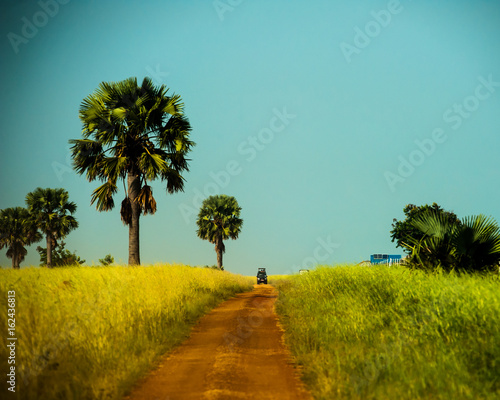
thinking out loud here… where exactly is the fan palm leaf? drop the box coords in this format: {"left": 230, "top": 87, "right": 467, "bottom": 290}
{"left": 406, "top": 210, "right": 459, "bottom": 271}
{"left": 453, "top": 215, "right": 500, "bottom": 272}
{"left": 90, "top": 181, "right": 117, "bottom": 212}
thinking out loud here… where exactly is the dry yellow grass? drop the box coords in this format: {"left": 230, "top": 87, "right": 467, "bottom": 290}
{"left": 0, "top": 264, "right": 253, "bottom": 399}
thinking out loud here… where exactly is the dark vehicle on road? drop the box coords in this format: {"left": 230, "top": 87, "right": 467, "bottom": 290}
{"left": 257, "top": 268, "right": 267, "bottom": 284}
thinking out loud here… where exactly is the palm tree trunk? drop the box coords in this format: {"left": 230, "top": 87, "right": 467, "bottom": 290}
{"left": 216, "top": 246, "right": 223, "bottom": 270}
{"left": 12, "top": 251, "right": 18, "bottom": 269}
{"left": 215, "top": 235, "right": 224, "bottom": 270}
{"left": 46, "top": 233, "right": 53, "bottom": 268}
{"left": 128, "top": 172, "right": 141, "bottom": 265}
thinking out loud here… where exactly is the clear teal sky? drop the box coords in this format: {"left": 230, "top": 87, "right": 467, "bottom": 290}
{"left": 1, "top": 0, "right": 499, "bottom": 274}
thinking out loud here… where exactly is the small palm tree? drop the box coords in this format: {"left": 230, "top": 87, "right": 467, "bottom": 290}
{"left": 26, "top": 188, "right": 78, "bottom": 268}
{"left": 406, "top": 211, "right": 500, "bottom": 272}
{"left": 0, "top": 207, "right": 41, "bottom": 269}
{"left": 70, "top": 77, "right": 193, "bottom": 265}
{"left": 453, "top": 215, "right": 500, "bottom": 272}
{"left": 406, "top": 210, "right": 459, "bottom": 271}
{"left": 196, "top": 195, "right": 243, "bottom": 270}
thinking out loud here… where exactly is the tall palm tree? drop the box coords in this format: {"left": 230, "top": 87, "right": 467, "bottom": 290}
{"left": 70, "top": 77, "right": 193, "bottom": 265}
{"left": 26, "top": 188, "right": 78, "bottom": 268}
{"left": 196, "top": 195, "right": 243, "bottom": 270}
{"left": 0, "top": 207, "right": 41, "bottom": 269}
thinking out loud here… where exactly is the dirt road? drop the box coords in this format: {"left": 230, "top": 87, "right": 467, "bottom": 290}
{"left": 125, "top": 284, "right": 312, "bottom": 400}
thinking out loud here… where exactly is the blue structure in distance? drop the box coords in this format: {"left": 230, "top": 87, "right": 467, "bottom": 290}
{"left": 370, "top": 254, "right": 402, "bottom": 265}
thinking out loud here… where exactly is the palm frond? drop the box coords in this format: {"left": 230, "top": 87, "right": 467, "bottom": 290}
{"left": 161, "top": 94, "right": 183, "bottom": 115}
{"left": 138, "top": 151, "right": 167, "bottom": 180}
{"left": 158, "top": 115, "right": 193, "bottom": 152}
{"left": 69, "top": 139, "right": 105, "bottom": 180}
{"left": 165, "top": 170, "right": 185, "bottom": 194}
{"left": 453, "top": 215, "right": 500, "bottom": 271}
{"left": 136, "top": 185, "right": 157, "bottom": 215}
{"left": 111, "top": 107, "right": 127, "bottom": 122}
{"left": 120, "top": 197, "right": 132, "bottom": 226}
{"left": 90, "top": 181, "right": 117, "bottom": 212}
{"left": 101, "top": 156, "right": 128, "bottom": 182}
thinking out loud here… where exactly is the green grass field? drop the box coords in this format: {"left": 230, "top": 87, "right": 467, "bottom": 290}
{"left": 274, "top": 265, "right": 500, "bottom": 400}
{"left": 0, "top": 264, "right": 253, "bottom": 400}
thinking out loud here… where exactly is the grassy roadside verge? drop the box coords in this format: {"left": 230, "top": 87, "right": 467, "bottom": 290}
{"left": 0, "top": 264, "right": 253, "bottom": 400}
{"left": 273, "top": 266, "right": 500, "bottom": 400}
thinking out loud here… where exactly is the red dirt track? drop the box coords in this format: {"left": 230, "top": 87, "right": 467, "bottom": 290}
{"left": 125, "top": 284, "right": 312, "bottom": 400}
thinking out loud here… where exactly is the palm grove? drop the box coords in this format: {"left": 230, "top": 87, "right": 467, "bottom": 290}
{"left": 0, "top": 77, "right": 243, "bottom": 269}
{"left": 0, "top": 188, "right": 78, "bottom": 268}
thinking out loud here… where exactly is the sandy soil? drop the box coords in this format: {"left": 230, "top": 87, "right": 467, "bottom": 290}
{"left": 125, "top": 284, "right": 312, "bottom": 400}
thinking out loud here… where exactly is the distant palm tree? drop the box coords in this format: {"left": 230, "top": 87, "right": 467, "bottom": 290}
{"left": 196, "top": 195, "right": 243, "bottom": 270}
{"left": 70, "top": 77, "right": 193, "bottom": 265}
{"left": 407, "top": 211, "right": 500, "bottom": 272}
{"left": 0, "top": 207, "right": 41, "bottom": 269}
{"left": 26, "top": 188, "right": 78, "bottom": 268}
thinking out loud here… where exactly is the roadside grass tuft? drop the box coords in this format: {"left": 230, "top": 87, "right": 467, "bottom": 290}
{"left": 275, "top": 265, "right": 500, "bottom": 400}
{"left": 0, "top": 264, "right": 253, "bottom": 400}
